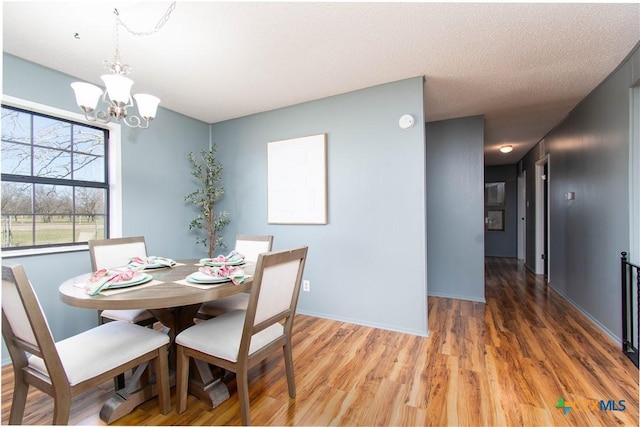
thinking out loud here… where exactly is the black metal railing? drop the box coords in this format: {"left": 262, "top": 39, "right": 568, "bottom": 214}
{"left": 621, "top": 252, "right": 639, "bottom": 368}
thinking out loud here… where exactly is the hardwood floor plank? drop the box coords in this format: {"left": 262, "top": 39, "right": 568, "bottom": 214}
{"left": 285, "top": 385, "right": 345, "bottom": 426}
{"left": 457, "top": 368, "right": 483, "bottom": 426}
{"left": 369, "top": 379, "right": 408, "bottom": 426}
{"left": 421, "top": 352, "right": 453, "bottom": 417}
{"left": 476, "top": 347, "right": 506, "bottom": 427}
{"left": 2, "top": 258, "right": 638, "bottom": 426}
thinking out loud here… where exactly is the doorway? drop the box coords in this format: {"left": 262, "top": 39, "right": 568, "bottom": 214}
{"left": 535, "top": 155, "right": 549, "bottom": 277}
{"left": 517, "top": 170, "right": 526, "bottom": 260}
{"left": 630, "top": 86, "right": 640, "bottom": 265}
{"left": 626, "top": 85, "right": 639, "bottom": 358}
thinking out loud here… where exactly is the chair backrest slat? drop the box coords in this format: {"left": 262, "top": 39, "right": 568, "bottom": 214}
{"left": 2, "top": 277, "right": 38, "bottom": 347}
{"left": 88, "top": 236, "right": 147, "bottom": 270}
{"left": 254, "top": 258, "right": 303, "bottom": 325}
{"left": 241, "top": 247, "right": 307, "bottom": 354}
{"left": 234, "top": 235, "right": 273, "bottom": 262}
{"left": 1, "top": 263, "right": 64, "bottom": 382}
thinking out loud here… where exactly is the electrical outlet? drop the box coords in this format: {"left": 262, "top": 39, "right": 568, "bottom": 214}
{"left": 303, "top": 280, "right": 310, "bottom": 292}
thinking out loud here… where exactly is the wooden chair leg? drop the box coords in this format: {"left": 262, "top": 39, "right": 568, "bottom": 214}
{"left": 9, "top": 374, "right": 28, "bottom": 425}
{"left": 155, "top": 345, "right": 171, "bottom": 414}
{"left": 284, "top": 341, "right": 296, "bottom": 398}
{"left": 237, "top": 369, "right": 251, "bottom": 426}
{"left": 176, "top": 345, "right": 190, "bottom": 414}
{"left": 52, "top": 392, "right": 72, "bottom": 425}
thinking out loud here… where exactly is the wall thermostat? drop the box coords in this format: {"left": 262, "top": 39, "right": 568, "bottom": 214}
{"left": 398, "top": 114, "right": 415, "bottom": 130}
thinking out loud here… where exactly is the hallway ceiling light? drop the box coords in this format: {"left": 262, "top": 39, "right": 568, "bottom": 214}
{"left": 71, "top": 2, "right": 176, "bottom": 129}
{"left": 500, "top": 145, "right": 513, "bottom": 153}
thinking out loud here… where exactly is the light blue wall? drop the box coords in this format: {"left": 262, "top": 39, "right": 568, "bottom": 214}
{"left": 2, "top": 54, "right": 210, "bottom": 363}
{"left": 211, "top": 77, "right": 428, "bottom": 336}
{"left": 426, "top": 116, "right": 485, "bottom": 302}
{"left": 521, "top": 44, "right": 639, "bottom": 341}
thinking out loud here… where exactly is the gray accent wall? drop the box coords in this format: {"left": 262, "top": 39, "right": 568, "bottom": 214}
{"left": 426, "top": 116, "right": 485, "bottom": 302}
{"left": 485, "top": 164, "right": 518, "bottom": 258}
{"left": 521, "top": 44, "right": 640, "bottom": 341}
{"left": 2, "top": 54, "right": 210, "bottom": 364}
{"left": 211, "top": 77, "right": 428, "bottom": 336}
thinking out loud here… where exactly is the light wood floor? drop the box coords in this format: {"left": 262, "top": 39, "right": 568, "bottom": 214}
{"left": 2, "top": 258, "right": 638, "bottom": 426}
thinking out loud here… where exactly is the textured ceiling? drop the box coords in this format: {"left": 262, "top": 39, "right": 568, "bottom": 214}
{"left": 3, "top": 2, "right": 639, "bottom": 165}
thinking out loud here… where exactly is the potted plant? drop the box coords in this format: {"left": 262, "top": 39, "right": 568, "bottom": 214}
{"left": 185, "top": 145, "right": 229, "bottom": 257}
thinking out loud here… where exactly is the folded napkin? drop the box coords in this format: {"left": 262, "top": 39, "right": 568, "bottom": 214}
{"left": 198, "top": 265, "right": 246, "bottom": 285}
{"left": 128, "top": 256, "right": 176, "bottom": 269}
{"left": 83, "top": 269, "right": 140, "bottom": 296}
{"left": 200, "top": 250, "right": 245, "bottom": 266}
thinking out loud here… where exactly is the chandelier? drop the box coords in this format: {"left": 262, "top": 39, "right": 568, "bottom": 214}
{"left": 71, "top": 2, "right": 176, "bottom": 129}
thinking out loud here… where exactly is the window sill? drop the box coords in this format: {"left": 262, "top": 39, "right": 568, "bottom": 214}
{"left": 1, "top": 245, "right": 89, "bottom": 258}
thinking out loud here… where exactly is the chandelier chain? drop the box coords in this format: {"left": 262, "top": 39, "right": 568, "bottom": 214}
{"left": 114, "top": 1, "right": 177, "bottom": 38}
{"left": 107, "top": 2, "right": 176, "bottom": 74}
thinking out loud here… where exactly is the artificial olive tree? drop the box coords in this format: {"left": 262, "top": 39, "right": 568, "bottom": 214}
{"left": 185, "top": 146, "right": 229, "bottom": 257}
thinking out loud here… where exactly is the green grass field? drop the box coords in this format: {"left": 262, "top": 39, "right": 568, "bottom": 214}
{"left": 2, "top": 216, "right": 105, "bottom": 247}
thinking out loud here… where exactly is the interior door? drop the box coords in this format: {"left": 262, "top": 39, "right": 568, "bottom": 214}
{"left": 517, "top": 171, "right": 526, "bottom": 260}
{"left": 543, "top": 163, "right": 549, "bottom": 277}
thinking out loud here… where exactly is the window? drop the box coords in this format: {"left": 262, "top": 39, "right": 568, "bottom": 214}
{"left": 1, "top": 97, "right": 122, "bottom": 254}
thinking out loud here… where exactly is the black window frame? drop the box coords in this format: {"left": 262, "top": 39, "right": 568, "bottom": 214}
{"left": 1, "top": 104, "right": 110, "bottom": 251}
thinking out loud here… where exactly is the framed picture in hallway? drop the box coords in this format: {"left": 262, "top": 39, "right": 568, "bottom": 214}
{"left": 486, "top": 209, "right": 505, "bottom": 231}
{"left": 485, "top": 182, "right": 505, "bottom": 206}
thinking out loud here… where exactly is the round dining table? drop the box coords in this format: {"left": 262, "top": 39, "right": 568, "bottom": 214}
{"left": 59, "top": 259, "right": 253, "bottom": 423}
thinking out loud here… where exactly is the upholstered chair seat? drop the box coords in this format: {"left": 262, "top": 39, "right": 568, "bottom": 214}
{"left": 100, "top": 308, "right": 155, "bottom": 323}
{"left": 177, "top": 309, "right": 284, "bottom": 362}
{"left": 197, "top": 293, "right": 250, "bottom": 318}
{"left": 28, "top": 321, "right": 169, "bottom": 386}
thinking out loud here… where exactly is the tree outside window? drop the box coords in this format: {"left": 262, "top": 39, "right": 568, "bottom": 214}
{"left": 1, "top": 105, "right": 108, "bottom": 249}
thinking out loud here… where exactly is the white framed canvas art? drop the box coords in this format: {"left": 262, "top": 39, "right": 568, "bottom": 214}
{"left": 267, "top": 134, "right": 327, "bottom": 224}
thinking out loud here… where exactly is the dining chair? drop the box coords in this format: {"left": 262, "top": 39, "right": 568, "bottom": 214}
{"left": 88, "top": 236, "right": 156, "bottom": 326}
{"left": 197, "top": 234, "right": 274, "bottom": 318}
{"left": 175, "top": 246, "right": 308, "bottom": 426}
{"left": 1, "top": 262, "right": 171, "bottom": 425}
